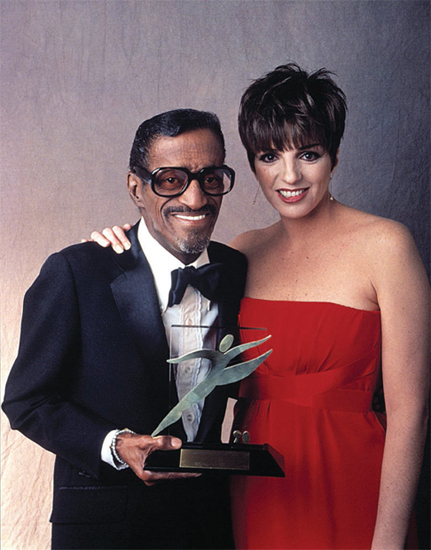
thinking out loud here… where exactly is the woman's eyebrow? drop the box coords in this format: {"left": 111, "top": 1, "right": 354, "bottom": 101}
{"left": 298, "top": 143, "right": 321, "bottom": 150}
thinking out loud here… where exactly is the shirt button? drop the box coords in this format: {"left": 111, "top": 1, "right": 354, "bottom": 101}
{"left": 186, "top": 413, "right": 194, "bottom": 423}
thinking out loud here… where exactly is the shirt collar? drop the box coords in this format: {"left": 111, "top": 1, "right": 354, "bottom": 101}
{"left": 137, "top": 218, "right": 210, "bottom": 312}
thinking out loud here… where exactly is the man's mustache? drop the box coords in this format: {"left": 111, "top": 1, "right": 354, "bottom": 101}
{"left": 163, "top": 205, "right": 217, "bottom": 216}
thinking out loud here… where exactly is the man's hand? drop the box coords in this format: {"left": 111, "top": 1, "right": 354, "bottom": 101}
{"left": 116, "top": 432, "right": 200, "bottom": 486}
{"left": 82, "top": 224, "right": 132, "bottom": 254}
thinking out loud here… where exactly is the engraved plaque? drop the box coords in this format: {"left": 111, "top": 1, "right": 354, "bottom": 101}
{"left": 180, "top": 448, "right": 250, "bottom": 470}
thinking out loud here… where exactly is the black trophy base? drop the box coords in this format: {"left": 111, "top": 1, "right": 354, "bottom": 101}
{"left": 144, "top": 442, "right": 284, "bottom": 477}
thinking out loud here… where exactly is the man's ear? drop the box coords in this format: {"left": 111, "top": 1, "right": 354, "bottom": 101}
{"left": 127, "top": 172, "right": 144, "bottom": 207}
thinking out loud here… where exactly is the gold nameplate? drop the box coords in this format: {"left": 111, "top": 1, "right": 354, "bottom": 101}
{"left": 179, "top": 448, "right": 250, "bottom": 470}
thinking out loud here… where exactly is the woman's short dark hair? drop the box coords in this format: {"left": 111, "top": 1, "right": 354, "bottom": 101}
{"left": 238, "top": 63, "right": 347, "bottom": 171}
{"left": 129, "top": 109, "right": 225, "bottom": 170}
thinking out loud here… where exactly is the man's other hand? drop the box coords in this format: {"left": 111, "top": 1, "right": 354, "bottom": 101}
{"left": 116, "top": 433, "right": 200, "bottom": 486}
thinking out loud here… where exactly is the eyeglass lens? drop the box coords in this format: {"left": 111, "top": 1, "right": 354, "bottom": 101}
{"left": 154, "top": 167, "right": 233, "bottom": 196}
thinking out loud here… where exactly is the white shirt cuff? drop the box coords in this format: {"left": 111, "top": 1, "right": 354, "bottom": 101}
{"left": 101, "top": 429, "right": 129, "bottom": 470}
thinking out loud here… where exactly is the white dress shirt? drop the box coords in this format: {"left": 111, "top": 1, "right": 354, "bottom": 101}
{"left": 102, "top": 218, "right": 219, "bottom": 469}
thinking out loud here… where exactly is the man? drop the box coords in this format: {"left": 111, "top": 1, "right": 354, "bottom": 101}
{"left": 2, "top": 109, "right": 247, "bottom": 549}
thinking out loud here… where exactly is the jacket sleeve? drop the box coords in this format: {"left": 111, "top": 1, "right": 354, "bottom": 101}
{"left": 2, "top": 252, "right": 115, "bottom": 479}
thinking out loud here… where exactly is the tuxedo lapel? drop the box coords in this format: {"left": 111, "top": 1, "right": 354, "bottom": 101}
{"left": 208, "top": 241, "right": 242, "bottom": 334}
{"left": 110, "top": 225, "right": 169, "bottom": 374}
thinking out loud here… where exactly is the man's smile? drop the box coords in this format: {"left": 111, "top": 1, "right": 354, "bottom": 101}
{"left": 173, "top": 212, "right": 210, "bottom": 221}
{"left": 164, "top": 205, "right": 217, "bottom": 224}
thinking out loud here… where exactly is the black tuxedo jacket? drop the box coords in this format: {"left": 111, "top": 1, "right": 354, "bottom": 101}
{"left": 3, "top": 223, "right": 247, "bottom": 549}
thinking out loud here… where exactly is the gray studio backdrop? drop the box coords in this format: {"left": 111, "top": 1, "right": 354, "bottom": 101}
{"left": 1, "top": 1, "right": 429, "bottom": 548}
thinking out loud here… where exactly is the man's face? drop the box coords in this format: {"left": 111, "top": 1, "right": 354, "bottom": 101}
{"left": 128, "top": 129, "right": 225, "bottom": 264}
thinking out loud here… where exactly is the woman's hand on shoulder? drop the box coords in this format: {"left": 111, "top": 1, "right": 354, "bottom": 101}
{"left": 81, "top": 223, "right": 132, "bottom": 254}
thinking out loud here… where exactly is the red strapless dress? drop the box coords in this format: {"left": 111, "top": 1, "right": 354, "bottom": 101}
{"left": 231, "top": 298, "right": 385, "bottom": 550}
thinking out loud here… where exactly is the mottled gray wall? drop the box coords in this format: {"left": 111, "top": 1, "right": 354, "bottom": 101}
{"left": 1, "top": 1, "right": 429, "bottom": 548}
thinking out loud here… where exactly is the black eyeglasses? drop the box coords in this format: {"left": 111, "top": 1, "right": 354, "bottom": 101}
{"left": 132, "top": 165, "right": 235, "bottom": 197}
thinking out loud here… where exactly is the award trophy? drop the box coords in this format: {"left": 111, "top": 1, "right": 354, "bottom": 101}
{"left": 145, "top": 325, "right": 284, "bottom": 477}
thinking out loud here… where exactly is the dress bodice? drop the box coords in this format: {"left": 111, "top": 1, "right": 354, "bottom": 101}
{"left": 239, "top": 297, "right": 381, "bottom": 376}
{"left": 239, "top": 298, "right": 382, "bottom": 412}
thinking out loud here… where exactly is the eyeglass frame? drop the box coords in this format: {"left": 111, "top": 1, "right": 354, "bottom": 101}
{"left": 131, "top": 164, "right": 235, "bottom": 197}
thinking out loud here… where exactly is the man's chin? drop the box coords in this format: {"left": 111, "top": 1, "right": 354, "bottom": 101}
{"left": 177, "top": 232, "right": 211, "bottom": 255}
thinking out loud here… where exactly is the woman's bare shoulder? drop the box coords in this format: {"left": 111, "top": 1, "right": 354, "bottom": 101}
{"left": 340, "top": 205, "right": 413, "bottom": 247}
{"left": 339, "top": 206, "right": 421, "bottom": 272}
{"left": 229, "top": 224, "right": 278, "bottom": 256}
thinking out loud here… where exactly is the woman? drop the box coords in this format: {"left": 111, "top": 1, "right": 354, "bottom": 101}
{"left": 227, "top": 63, "right": 429, "bottom": 550}
{"left": 91, "top": 64, "right": 429, "bottom": 549}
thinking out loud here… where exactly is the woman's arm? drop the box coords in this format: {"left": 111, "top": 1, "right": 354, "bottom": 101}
{"left": 370, "top": 222, "right": 430, "bottom": 549}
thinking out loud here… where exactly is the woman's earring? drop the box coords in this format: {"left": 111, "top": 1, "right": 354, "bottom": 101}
{"left": 329, "top": 173, "right": 334, "bottom": 201}
{"left": 252, "top": 182, "right": 260, "bottom": 205}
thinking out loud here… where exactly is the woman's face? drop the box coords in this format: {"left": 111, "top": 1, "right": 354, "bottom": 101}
{"left": 253, "top": 143, "right": 335, "bottom": 220}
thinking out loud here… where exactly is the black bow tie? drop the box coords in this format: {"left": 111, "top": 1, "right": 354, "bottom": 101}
{"left": 168, "top": 263, "right": 223, "bottom": 307}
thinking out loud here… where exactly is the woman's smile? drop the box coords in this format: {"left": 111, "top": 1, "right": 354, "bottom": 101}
{"left": 278, "top": 188, "right": 309, "bottom": 201}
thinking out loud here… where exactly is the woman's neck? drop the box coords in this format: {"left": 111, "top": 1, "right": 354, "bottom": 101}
{"left": 277, "top": 197, "right": 337, "bottom": 245}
